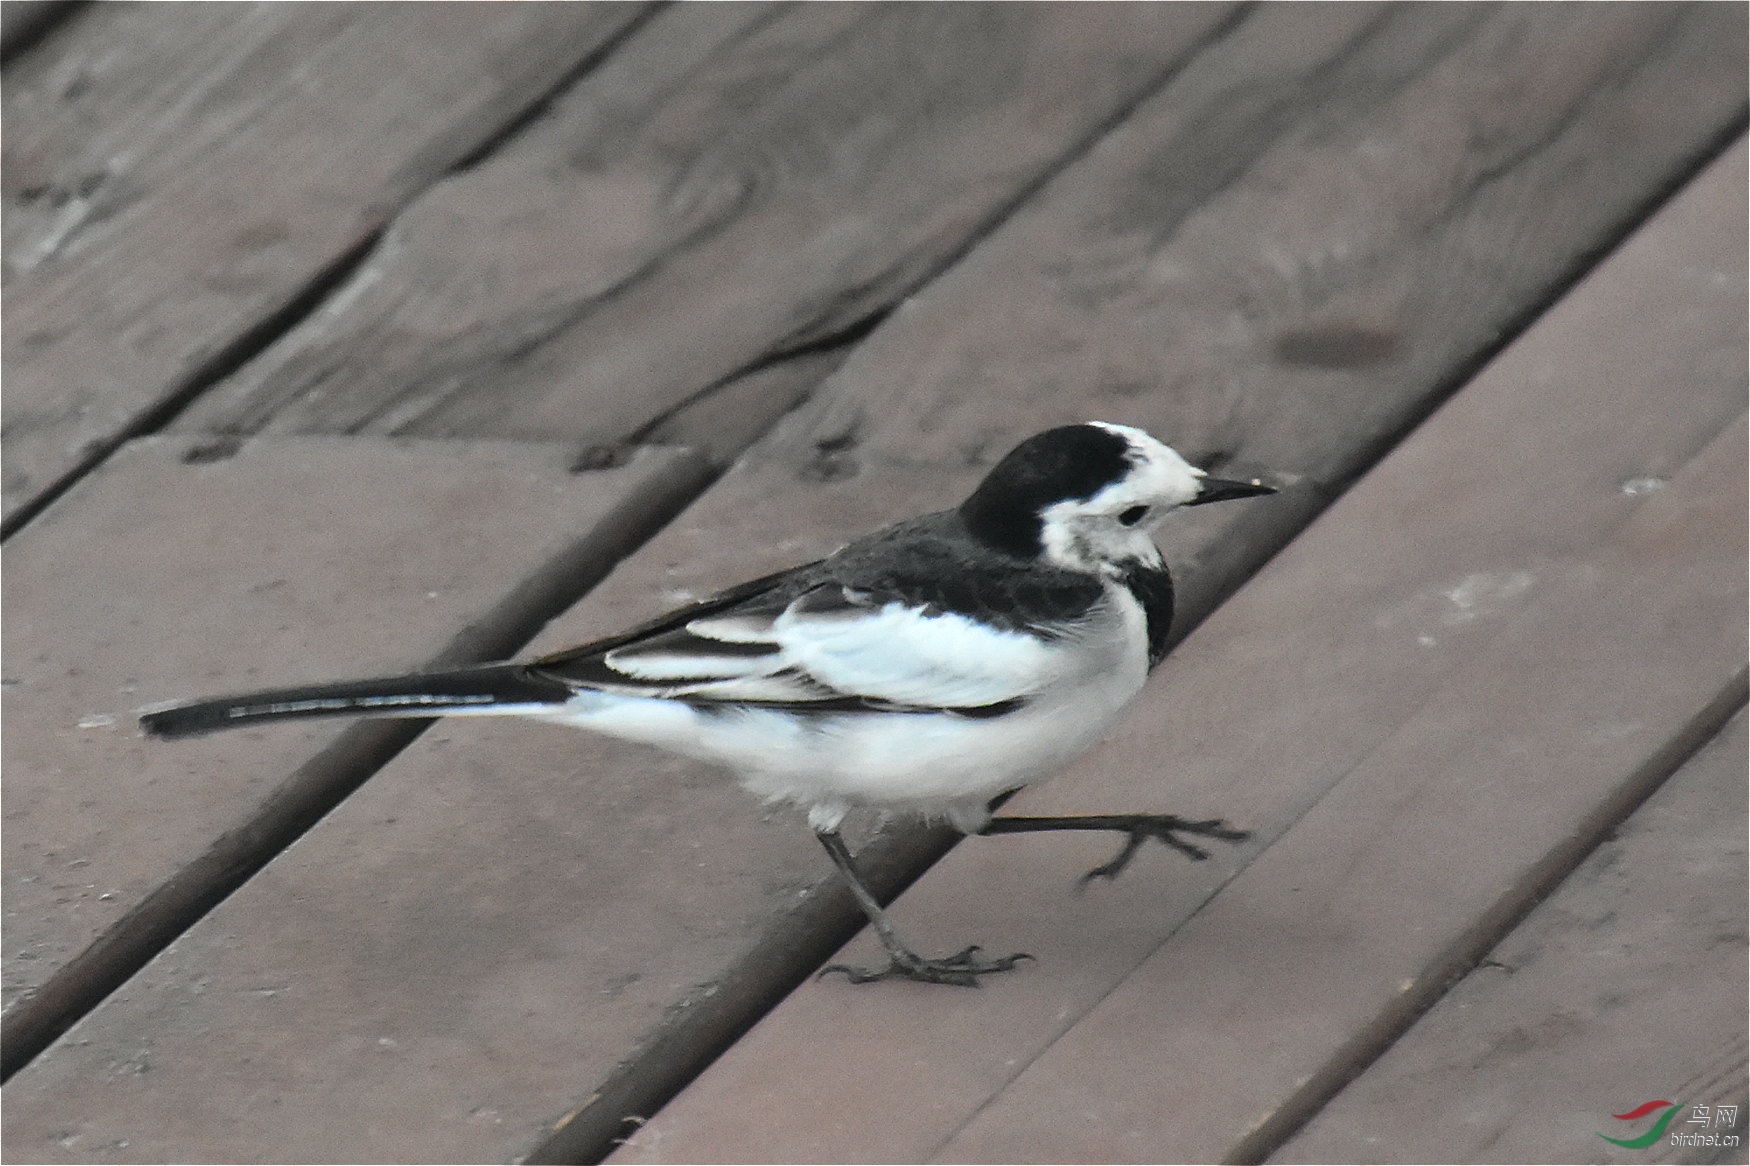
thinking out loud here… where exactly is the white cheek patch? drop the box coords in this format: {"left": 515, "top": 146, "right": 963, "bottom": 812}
{"left": 1038, "top": 501, "right": 1078, "bottom": 569}
{"left": 1037, "top": 507, "right": 1163, "bottom": 574}
{"left": 1036, "top": 436, "right": 1202, "bottom": 572}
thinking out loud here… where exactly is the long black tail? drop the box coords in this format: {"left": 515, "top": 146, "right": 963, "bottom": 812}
{"left": 139, "top": 664, "right": 576, "bottom": 740}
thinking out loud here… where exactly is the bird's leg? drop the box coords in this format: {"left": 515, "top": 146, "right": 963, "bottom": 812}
{"left": 813, "top": 829, "right": 1031, "bottom": 987}
{"left": 979, "top": 814, "right": 1250, "bottom": 885}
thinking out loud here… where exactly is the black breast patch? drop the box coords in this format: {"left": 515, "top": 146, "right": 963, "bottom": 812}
{"left": 1121, "top": 564, "right": 1174, "bottom": 666}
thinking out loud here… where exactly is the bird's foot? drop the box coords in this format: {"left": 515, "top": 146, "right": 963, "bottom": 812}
{"left": 1081, "top": 815, "right": 1250, "bottom": 886}
{"left": 819, "top": 944, "right": 1033, "bottom": 987}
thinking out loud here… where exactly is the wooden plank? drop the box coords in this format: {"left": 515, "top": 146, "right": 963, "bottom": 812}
{"left": 0, "top": 9, "right": 1741, "bottom": 1162}
{"left": 176, "top": 0, "right": 1750, "bottom": 613}
{"left": 1274, "top": 709, "right": 1748, "bottom": 1166}
{"left": 761, "top": 2, "right": 1746, "bottom": 508}
{"left": 0, "top": 1, "right": 650, "bottom": 526}
{"left": 924, "top": 413, "right": 1744, "bottom": 1165}
{"left": 171, "top": 2, "right": 1750, "bottom": 486}
{"left": 171, "top": 1, "right": 1243, "bottom": 466}
{"left": 0, "top": 436, "right": 708, "bottom": 1070}
{"left": 606, "top": 140, "right": 1750, "bottom": 1163}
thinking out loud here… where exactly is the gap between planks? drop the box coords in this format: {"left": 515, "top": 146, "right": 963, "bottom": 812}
{"left": 0, "top": 441, "right": 715, "bottom": 1081}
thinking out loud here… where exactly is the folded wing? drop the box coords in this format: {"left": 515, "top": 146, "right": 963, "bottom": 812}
{"left": 536, "top": 580, "right": 1082, "bottom": 714}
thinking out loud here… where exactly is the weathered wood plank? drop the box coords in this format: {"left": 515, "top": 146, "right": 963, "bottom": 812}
{"left": 1273, "top": 709, "right": 1747, "bottom": 1166}
{"left": 0, "top": 437, "right": 707, "bottom": 1072}
{"left": 0, "top": 1, "right": 651, "bottom": 527}
{"left": 175, "top": 0, "right": 1750, "bottom": 588}
{"left": 766, "top": 1, "right": 1745, "bottom": 506}
{"left": 0, "top": 7, "right": 1741, "bottom": 1162}
{"left": 925, "top": 417, "right": 1745, "bottom": 1165}
{"left": 171, "top": 1, "right": 1243, "bottom": 465}
{"left": 606, "top": 138, "right": 1750, "bottom": 1164}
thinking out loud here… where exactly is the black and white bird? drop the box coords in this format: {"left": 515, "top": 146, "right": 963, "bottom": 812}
{"left": 143, "top": 422, "right": 1273, "bottom": 984}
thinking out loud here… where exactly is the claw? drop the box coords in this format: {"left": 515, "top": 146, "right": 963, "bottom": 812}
{"left": 819, "top": 944, "right": 1033, "bottom": 987}
{"left": 1079, "top": 816, "right": 1251, "bottom": 885}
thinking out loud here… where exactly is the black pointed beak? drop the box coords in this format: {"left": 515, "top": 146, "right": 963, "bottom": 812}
{"left": 1186, "top": 476, "right": 1277, "bottom": 506}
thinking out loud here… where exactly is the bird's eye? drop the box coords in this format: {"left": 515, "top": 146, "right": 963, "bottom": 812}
{"left": 1117, "top": 505, "right": 1149, "bottom": 527}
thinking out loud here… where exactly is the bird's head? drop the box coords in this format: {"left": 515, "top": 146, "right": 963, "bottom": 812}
{"left": 958, "top": 421, "right": 1275, "bottom": 574}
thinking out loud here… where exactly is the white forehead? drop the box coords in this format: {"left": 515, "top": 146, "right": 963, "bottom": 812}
{"left": 1085, "top": 421, "right": 1204, "bottom": 507}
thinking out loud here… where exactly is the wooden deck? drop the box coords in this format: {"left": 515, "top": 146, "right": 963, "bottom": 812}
{"left": 2, "top": 4, "right": 1744, "bottom": 1163}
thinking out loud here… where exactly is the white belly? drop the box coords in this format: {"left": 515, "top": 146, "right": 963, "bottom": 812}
{"left": 536, "top": 582, "right": 1152, "bottom": 830}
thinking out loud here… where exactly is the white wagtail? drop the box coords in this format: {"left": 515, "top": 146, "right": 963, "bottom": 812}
{"left": 143, "top": 422, "right": 1273, "bottom": 984}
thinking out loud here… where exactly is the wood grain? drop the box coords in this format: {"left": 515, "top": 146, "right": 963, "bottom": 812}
{"left": 762, "top": 1, "right": 1746, "bottom": 497}
{"left": 0, "top": 1, "right": 650, "bottom": 525}
{"left": 0, "top": 437, "right": 707, "bottom": 1074}
{"left": 1274, "top": 710, "right": 1747, "bottom": 1165}
{"left": 172, "top": 2, "right": 1242, "bottom": 456}
{"left": 930, "top": 422, "right": 1745, "bottom": 1165}
{"left": 0, "top": 5, "right": 1742, "bottom": 1162}
{"left": 604, "top": 138, "right": 1749, "bottom": 1166}
{"left": 595, "top": 1, "right": 1746, "bottom": 672}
